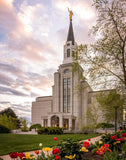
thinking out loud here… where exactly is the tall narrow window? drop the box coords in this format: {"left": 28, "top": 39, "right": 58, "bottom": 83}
{"left": 63, "top": 78, "right": 71, "bottom": 113}
{"left": 67, "top": 49, "right": 70, "bottom": 57}
{"left": 63, "top": 79, "right": 67, "bottom": 112}
{"left": 43, "top": 119, "right": 48, "bottom": 127}
{"left": 67, "top": 78, "right": 70, "bottom": 113}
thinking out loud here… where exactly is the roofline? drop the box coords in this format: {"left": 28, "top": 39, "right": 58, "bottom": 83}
{"left": 89, "top": 89, "right": 115, "bottom": 93}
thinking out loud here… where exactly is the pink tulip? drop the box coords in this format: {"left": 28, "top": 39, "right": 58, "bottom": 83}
{"left": 53, "top": 137, "right": 58, "bottom": 140}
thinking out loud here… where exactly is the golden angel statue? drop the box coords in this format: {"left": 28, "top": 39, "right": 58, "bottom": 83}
{"left": 68, "top": 8, "right": 73, "bottom": 21}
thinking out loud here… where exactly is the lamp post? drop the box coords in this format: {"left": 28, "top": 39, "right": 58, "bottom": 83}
{"left": 114, "top": 106, "right": 118, "bottom": 132}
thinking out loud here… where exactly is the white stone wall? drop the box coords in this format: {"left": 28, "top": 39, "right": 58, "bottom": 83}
{"left": 32, "top": 96, "right": 53, "bottom": 125}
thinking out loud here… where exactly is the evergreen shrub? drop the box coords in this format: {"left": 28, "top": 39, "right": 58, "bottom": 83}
{"left": 37, "top": 127, "right": 63, "bottom": 135}
{"left": 0, "top": 124, "right": 10, "bottom": 133}
{"left": 29, "top": 123, "right": 41, "bottom": 131}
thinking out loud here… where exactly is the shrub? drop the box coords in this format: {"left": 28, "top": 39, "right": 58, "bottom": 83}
{"left": 57, "top": 138, "right": 82, "bottom": 159}
{"left": 29, "top": 124, "right": 41, "bottom": 131}
{"left": 0, "top": 124, "right": 10, "bottom": 133}
{"left": 37, "top": 127, "right": 63, "bottom": 135}
{"left": 96, "top": 123, "right": 114, "bottom": 129}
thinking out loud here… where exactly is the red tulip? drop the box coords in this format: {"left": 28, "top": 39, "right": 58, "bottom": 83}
{"left": 110, "top": 135, "right": 117, "bottom": 140}
{"left": 103, "top": 144, "right": 109, "bottom": 148}
{"left": 9, "top": 152, "right": 19, "bottom": 158}
{"left": 83, "top": 141, "right": 90, "bottom": 148}
{"left": 55, "top": 155, "right": 60, "bottom": 160}
{"left": 121, "top": 133, "right": 126, "bottom": 137}
{"left": 53, "top": 148, "right": 61, "bottom": 154}
{"left": 18, "top": 152, "right": 26, "bottom": 159}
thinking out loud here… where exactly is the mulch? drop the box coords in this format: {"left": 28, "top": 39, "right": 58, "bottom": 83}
{"left": 81, "top": 152, "right": 103, "bottom": 160}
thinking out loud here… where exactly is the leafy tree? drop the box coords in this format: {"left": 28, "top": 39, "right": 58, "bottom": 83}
{"left": 82, "top": 104, "right": 102, "bottom": 132}
{"left": 0, "top": 114, "right": 17, "bottom": 130}
{"left": 96, "top": 90, "right": 124, "bottom": 124}
{"left": 20, "top": 118, "right": 29, "bottom": 132}
{"left": 0, "top": 108, "right": 17, "bottom": 117}
{"left": 0, "top": 108, "right": 21, "bottom": 128}
{"left": 72, "top": 0, "right": 126, "bottom": 93}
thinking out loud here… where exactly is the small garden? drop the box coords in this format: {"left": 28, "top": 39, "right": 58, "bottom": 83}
{"left": 6, "top": 130, "right": 126, "bottom": 160}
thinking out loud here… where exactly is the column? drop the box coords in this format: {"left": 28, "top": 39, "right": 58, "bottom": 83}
{"left": 48, "top": 117, "right": 51, "bottom": 127}
{"left": 41, "top": 118, "right": 43, "bottom": 127}
{"left": 69, "top": 118, "right": 72, "bottom": 131}
{"left": 59, "top": 115, "right": 63, "bottom": 128}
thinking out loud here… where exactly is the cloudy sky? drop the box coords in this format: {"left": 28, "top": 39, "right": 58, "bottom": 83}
{"left": 0, "top": 0, "right": 97, "bottom": 122}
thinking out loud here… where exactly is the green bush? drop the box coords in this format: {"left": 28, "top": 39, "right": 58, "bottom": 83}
{"left": 57, "top": 138, "right": 82, "bottom": 159}
{"left": 96, "top": 123, "right": 114, "bottom": 129}
{"left": 29, "top": 123, "right": 41, "bottom": 131}
{"left": 0, "top": 124, "right": 10, "bottom": 133}
{"left": 37, "top": 127, "right": 63, "bottom": 135}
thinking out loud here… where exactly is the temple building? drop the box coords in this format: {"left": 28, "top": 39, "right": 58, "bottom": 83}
{"left": 31, "top": 12, "right": 112, "bottom": 131}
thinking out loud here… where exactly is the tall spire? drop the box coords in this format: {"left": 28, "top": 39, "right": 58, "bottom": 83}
{"left": 67, "top": 9, "right": 75, "bottom": 45}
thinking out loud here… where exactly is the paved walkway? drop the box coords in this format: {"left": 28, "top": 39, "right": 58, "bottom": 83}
{"left": 0, "top": 136, "right": 101, "bottom": 160}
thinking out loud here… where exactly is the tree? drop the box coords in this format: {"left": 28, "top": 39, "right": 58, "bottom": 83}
{"left": 20, "top": 118, "right": 29, "bottom": 131}
{"left": 82, "top": 104, "right": 102, "bottom": 132}
{"left": 96, "top": 90, "right": 124, "bottom": 124}
{"left": 0, "top": 108, "right": 21, "bottom": 128}
{"left": 73, "top": 0, "right": 126, "bottom": 94}
{"left": 0, "top": 114, "right": 17, "bottom": 130}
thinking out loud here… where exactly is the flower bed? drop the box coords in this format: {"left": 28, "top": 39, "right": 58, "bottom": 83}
{"left": 9, "top": 131, "right": 126, "bottom": 160}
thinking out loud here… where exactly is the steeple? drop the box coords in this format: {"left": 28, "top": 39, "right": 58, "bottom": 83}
{"left": 63, "top": 9, "right": 77, "bottom": 64}
{"left": 67, "top": 21, "right": 75, "bottom": 45}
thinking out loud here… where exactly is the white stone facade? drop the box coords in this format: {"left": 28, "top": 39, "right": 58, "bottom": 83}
{"left": 31, "top": 18, "right": 113, "bottom": 132}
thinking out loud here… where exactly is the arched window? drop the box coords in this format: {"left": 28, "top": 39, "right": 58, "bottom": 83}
{"left": 64, "top": 69, "right": 69, "bottom": 74}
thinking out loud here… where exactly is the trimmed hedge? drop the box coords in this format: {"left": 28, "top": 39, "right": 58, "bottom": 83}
{"left": 29, "top": 123, "right": 41, "bottom": 131}
{"left": 0, "top": 124, "right": 10, "bottom": 133}
{"left": 37, "top": 127, "right": 63, "bottom": 135}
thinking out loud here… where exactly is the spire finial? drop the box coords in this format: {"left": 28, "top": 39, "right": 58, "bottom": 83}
{"left": 68, "top": 8, "right": 73, "bottom": 21}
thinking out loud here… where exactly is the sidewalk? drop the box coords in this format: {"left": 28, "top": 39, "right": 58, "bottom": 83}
{"left": 0, "top": 136, "right": 101, "bottom": 160}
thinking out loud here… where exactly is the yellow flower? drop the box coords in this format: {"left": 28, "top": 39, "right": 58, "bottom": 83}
{"left": 25, "top": 153, "right": 33, "bottom": 159}
{"left": 99, "top": 141, "right": 103, "bottom": 145}
{"left": 80, "top": 147, "right": 88, "bottom": 152}
{"left": 113, "top": 142, "right": 117, "bottom": 145}
{"left": 65, "top": 154, "right": 76, "bottom": 159}
{"left": 42, "top": 147, "right": 53, "bottom": 152}
{"left": 116, "top": 141, "right": 120, "bottom": 143}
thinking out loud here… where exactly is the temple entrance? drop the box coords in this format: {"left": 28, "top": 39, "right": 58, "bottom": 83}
{"left": 51, "top": 115, "right": 59, "bottom": 127}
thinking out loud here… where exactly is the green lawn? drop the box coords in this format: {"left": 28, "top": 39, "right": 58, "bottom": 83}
{"left": 0, "top": 133, "right": 100, "bottom": 155}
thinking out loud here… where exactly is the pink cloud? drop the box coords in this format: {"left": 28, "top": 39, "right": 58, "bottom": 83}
{"left": 0, "top": 0, "right": 57, "bottom": 63}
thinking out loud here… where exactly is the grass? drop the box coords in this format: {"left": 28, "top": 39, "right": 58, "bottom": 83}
{"left": 0, "top": 133, "right": 100, "bottom": 156}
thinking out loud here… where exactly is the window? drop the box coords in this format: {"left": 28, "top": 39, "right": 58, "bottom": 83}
{"left": 63, "top": 78, "right": 71, "bottom": 113}
{"left": 63, "top": 119, "right": 69, "bottom": 130}
{"left": 67, "top": 43, "right": 70, "bottom": 46}
{"left": 72, "top": 119, "right": 75, "bottom": 130}
{"left": 43, "top": 119, "right": 48, "bottom": 127}
{"left": 67, "top": 49, "right": 70, "bottom": 57}
{"left": 64, "top": 69, "right": 69, "bottom": 74}
{"left": 67, "top": 78, "right": 70, "bottom": 113}
{"left": 88, "top": 96, "right": 91, "bottom": 104}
